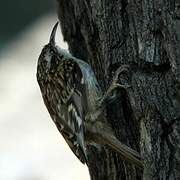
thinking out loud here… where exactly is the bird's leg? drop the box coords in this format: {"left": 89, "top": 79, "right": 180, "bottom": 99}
{"left": 98, "top": 65, "right": 131, "bottom": 107}
{"left": 86, "top": 65, "right": 131, "bottom": 122}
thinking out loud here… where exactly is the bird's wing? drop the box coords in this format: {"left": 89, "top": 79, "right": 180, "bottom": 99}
{"left": 51, "top": 58, "right": 87, "bottom": 163}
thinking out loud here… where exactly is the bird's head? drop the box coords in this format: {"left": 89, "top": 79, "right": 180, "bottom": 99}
{"left": 37, "top": 22, "right": 63, "bottom": 82}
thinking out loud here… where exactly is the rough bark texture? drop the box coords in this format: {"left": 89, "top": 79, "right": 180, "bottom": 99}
{"left": 56, "top": 0, "right": 180, "bottom": 179}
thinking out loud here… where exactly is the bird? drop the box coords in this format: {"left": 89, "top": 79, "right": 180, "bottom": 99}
{"left": 37, "top": 22, "right": 143, "bottom": 168}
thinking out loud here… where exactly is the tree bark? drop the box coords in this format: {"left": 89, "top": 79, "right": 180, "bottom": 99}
{"left": 56, "top": 0, "right": 180, "bottom": 179}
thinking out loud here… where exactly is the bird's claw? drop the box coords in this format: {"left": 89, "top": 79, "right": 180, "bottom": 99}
{"left": 113, "top": 65, "right": 130, "bottom": 83}
{"left": 110, "top": 83, "right": 131, "bottom": 91}
{"left": 108, "top": 64, "right": 131, "bottom": 93}
{"left": 98, "top": 65, "right": 131, "bottom": 106}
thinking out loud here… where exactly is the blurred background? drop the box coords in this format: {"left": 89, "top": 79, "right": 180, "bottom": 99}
{"left": 0, "top": 1, "right": 89, "bottom": 180}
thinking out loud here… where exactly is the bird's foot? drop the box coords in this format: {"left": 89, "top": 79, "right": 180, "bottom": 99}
{"left": 99, "top": 65, "right": 131, "bottom": 106}
{"left": 113, "top": 64, "right": 130, "bottom": 83}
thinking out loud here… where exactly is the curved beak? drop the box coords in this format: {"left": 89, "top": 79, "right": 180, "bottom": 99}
{"left": 49, "top": 22, "right": 59, "bottom": 45}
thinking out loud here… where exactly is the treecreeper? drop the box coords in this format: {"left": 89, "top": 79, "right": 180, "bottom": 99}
{"left": 36, "top": 22, "right": 143, "bottom": 169}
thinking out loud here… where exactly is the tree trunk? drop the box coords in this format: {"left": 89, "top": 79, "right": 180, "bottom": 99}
{"left": 56, "top": 0, "right": 180, "bottom": 179}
